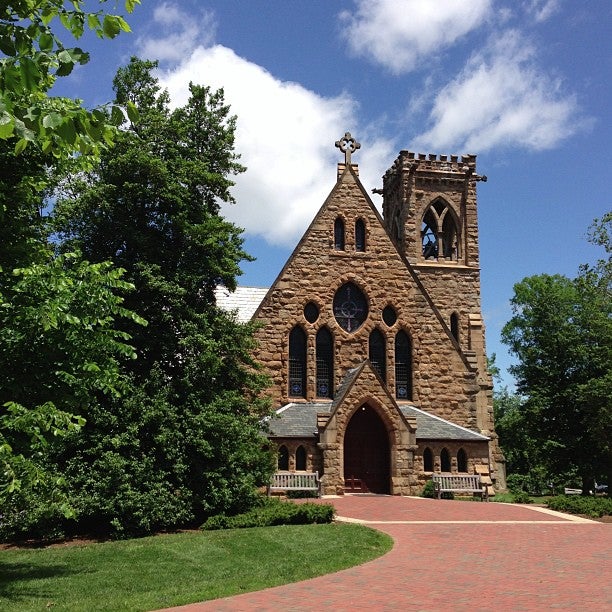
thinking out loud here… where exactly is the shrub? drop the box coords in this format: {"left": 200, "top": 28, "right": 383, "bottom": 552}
{"left": 201, "top": 498, "right": 335, "bottom": 530}
{"left": 420, "top": 480, "right": 435, "bottom": 498}
{"left": 420, "top": 479, "right": 453, "bottom": 500}
{"left": 546, "top": 495, "right": 612, "bottom": 518}
{"left": 510, "top": 490, "right": 532, "bottom": 504}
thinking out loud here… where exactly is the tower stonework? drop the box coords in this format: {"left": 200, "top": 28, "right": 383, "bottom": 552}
{"left": 382, "top": 151, "right": 505, "bottom": 487}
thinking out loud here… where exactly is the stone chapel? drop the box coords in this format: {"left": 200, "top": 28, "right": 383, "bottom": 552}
{"left": 216, "top": 133, "right": 506, "bottom": 496}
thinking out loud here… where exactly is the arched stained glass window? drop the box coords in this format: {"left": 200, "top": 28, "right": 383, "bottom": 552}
{"left": 296, "top": 445, "right": 307, "bottom": 471}
{"left": 278, "top": 445, "right": 289, "bottom": 470}
{"left": 316, "top": 327, "right": 333, "bottom": 398}
{"left": 457, "top": 448, "right": 468, "bottom": 473}
{"left": 334, "top": 217, "right": 345, "bottom": 250}
{"left": 441, "top": 448, "right": 451, "bottom": 472}
{"left": 355, "top": 218, "right": 366, "bottom": 252}
{"left": 394, "top": 330, "right": 412, "bottom": 400}
{"left": 423, "top": 447, "right": 433, "bottom": 472}
{"left": 333, "top": 282, "right": 368, "bottom": 332}
{"left": 289, "top": 326, "right": 306, "bottom": 398}
{"left": 369, "top": 328, "right": 386, "bottom": 382}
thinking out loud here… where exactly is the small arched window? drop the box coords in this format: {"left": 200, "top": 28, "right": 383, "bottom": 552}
{"left": 369, "top": 328, "right": 386, "bottom": 382}
{"left": 355, "top": 219, "right": 366, "bottom": 252}
{"left": 278, "top": 445, "right": 289, "bottom": 471}
{"left": 450, "top": 312, "right": 459, "bottom": 342}
{"left": 296, "top": 445, "right": 307, "bottom": 471}
{"left": 289, "top": 326, "right": 306, "bottom": 398}
{"left": 316, "top": 327, "right": 333, "bottom": 398}
{"left": 395, "top": 330, "right": 412, "bottom": 400}
{"left": 423, "top": 447, "right": 433, "bottom": 472}
{"left": 440, "top": 448, "right": 451, "bottom": 472}
{"left": 457, "top": 448, "right": 468, "bottom": 473}
{"left": 334, "top": 217, "right": 345, "bottom": 250}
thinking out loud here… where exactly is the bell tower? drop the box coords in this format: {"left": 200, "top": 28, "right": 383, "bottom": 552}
{"left": 381, "top": 151, "right": 497, "bottom": 441}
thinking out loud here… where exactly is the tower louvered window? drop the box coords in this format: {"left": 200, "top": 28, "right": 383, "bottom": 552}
{"left": 316, "top": 327, "right": 333, "bottom": 398}
{"left": 395, "top": 330, "right": 412, "bottom": 400}
{"left": 289, "top": 326, "right": 306, "bottom": 398}
{"left": 369, "top": 328, "right": 386, "bottom": 382}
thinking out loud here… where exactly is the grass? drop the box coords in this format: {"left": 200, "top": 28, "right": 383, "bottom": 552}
{"left": 0, "top": 523, "right": 392, "bottom": 611}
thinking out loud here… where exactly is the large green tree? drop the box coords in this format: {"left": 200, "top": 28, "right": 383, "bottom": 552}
{"left": 502, "top": 214, "right": 612, "bottom": 493}
{"left": 51, "top": 59, "right": 273, "bottom": 537}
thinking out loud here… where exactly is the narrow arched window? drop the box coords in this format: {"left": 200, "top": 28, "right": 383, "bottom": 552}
{"left": 316, "top": 327, "right": 333, "bottom": 398}
{"left": 395, "top": 330, "right": 412, "bottom": 400}
{"left": 278, "top": 445, "right": 289, "bottom": 470}
{"left": 334, "top": 217, "right": 345, "bottom": 250}
{"left": 369, "top": 328, "right": 386, "bottom": 382}
{"left": 450, "top": 312, "right": 459, "bottom": 342}
{"left": 289, "top": 326, "right": 306, "bottom": 398}
{"left": 441, "top": 448, "right": 451, "bottom": 472}
{"left": 355, "top": 219, "right": 366, "bottom": 252}
{"left": 457, "top": 448, "right": 468, "bottom": 473}
{"left": 423, "top": 447, "right": 433, "bottom": 472}
{"left": 296, "top": 445, "right": 307, "bottom": 471}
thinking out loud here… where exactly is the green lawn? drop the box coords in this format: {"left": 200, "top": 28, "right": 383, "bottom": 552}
{"left": 0, "top": 523, "right": 392, "bottom": 611}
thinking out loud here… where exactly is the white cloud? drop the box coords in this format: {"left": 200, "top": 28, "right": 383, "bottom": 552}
{"left": 135, "top": 2, "right": 216, "bottom": 63}
{"left": 339, "top": 0, "right": 492, "bottom": 74}
{"left": 524, "top": 0, "right": 561, "bottom": 23}
{"left": 158, "top": 46, "right": 395, "bottom": 246}
{"left": 412, "top": 30, "right": 586, "bottom": 153}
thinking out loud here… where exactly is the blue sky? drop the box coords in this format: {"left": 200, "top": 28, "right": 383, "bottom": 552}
{"left": 53, "top": 0, "right": 611, "bottom": 387}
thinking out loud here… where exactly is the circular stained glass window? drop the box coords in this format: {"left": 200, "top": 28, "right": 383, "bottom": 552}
{"left": 333, "top": 282, "right": 368, "bottom": 332}
{"left": 382, "top": 305, "right": 397, "bottom": 327}
{"left": 304, "top": 301, "right": 319, "bottom": 323}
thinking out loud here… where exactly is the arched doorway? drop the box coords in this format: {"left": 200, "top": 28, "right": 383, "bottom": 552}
{"left": 343, "top": 404, "right": 390, "bottom": 493}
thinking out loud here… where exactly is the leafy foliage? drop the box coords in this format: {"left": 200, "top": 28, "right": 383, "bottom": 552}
{"left": 501, "top": 214, "right": 612, "bottom": 493}
{"left": 201, "top": 498, "right": 335, "bottom": 530}
{"left": 546, "top": 495, "right": 612, "bottom": 518}
{"left": 0, "top": 0, "right": 139, "bottom": 156}
{"left": 0, "top": 133, "right": 142, "bottom": 512}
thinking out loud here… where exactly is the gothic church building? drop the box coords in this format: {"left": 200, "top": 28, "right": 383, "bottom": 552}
{"left": 217, "top": 133, "right": 505, "bottom": 495}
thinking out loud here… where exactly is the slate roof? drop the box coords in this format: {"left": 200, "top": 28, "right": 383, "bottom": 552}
{"left": 266, "top": 402, "right": 489, "bottom": 441}
{"left": 265, "top": 403, "right": 332, "bottom": 438}
{"left": 399, "top": 405, "right": 490, "bottom": 441}
{"left": 215, "top": 286, "right": 268, "bottom": 323}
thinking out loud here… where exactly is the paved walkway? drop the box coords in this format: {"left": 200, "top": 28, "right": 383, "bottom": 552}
{"left": 164, "top": 496, "right": 612, "bottom": 611}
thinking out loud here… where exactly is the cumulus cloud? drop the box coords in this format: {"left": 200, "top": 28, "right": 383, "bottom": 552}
{"left": 135, "top": 2, "right": 216, "bottom": 63}
{"left": 411, "top": 30, "right": 586, "bottom": 153}
{"left": 158, "top": 46, "right": 395, "bottom": 246}
{"left": 339, "top": 0, "right": 492, "bottom": 74}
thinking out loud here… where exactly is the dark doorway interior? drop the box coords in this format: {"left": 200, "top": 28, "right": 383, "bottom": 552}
{"left": 343, "top": 404, "right": 390, "bottom": 493}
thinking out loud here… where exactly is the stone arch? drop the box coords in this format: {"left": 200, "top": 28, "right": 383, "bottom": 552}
{"left": 334, "top": 216, "right": 345, "bottom": 250}
{"left": 343, "top": 403, "right": 390, "bottom": 493}
{"left": 423, "top": 447, "right": 434, "bottom": 472}
{"left": 440, "top": 447, "right": 451, "bottom": 472}
{"left": 457, "top": 448, "right": 468, "bottom": 473}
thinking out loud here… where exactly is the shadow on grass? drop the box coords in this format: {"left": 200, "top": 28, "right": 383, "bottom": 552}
{"left": 0, "top": 561, "right": 83, "bottom": 603}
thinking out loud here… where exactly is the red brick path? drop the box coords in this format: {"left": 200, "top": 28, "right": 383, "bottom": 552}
{"left": 162, "top": 496, "right": 612, "bottom": 611}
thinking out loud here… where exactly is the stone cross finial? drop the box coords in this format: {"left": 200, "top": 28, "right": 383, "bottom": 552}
{"left": 335, "top": 132, "right": 361, "bottom": 164}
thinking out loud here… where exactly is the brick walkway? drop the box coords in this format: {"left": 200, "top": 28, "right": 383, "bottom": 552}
{"left": 163, "top": 496, "right": 612, "bottom": 611}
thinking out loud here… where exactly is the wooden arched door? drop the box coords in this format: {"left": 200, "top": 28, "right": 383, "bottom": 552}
{"left": 343, "top": 404, "right": 390, "bottom": 493}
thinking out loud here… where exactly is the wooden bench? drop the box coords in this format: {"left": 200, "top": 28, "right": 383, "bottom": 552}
{"left": 268, "top": 471, "right": 321, "bottom": 497}
{"left": 432, "top": 474, "right": 488, "bottom": 501}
